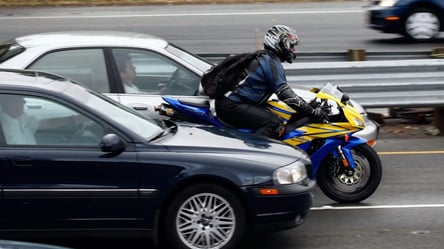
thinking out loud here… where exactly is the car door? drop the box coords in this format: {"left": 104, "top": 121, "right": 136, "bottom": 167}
{"left": 28, "top": 48, "right": 113, "bottom": 93}
{"left": 0, "top": 93, "right": 141, "bottom": 230}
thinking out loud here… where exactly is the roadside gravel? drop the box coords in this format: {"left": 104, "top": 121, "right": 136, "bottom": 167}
{"left": 380, "top": 122, "right": 440, "bottom": 139}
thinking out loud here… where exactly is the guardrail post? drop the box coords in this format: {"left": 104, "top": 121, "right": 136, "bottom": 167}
{"left": 431, "top": 48, "right": 444, "bottom": 58}
{"left": 433, "top": 107, "right": 444, "bottom": 135}
{"left": 347, "top": 49, "right": 366, "bottom": 61}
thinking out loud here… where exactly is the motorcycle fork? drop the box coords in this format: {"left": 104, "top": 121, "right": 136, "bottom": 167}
{"left": 334, "top": 145, "right": 357, "bottom": 176}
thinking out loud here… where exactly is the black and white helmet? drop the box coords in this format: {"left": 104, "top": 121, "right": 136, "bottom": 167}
{"left": 263, "top": 25, "right": 299, "bottom": 63}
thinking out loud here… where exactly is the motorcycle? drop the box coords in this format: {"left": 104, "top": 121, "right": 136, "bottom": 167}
{"left": 155, "top": 83, "right": 382, "bottom": 203}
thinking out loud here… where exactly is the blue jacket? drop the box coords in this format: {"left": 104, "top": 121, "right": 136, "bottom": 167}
{"left": 226, "top": 52, "right": 287, "bottom": 105}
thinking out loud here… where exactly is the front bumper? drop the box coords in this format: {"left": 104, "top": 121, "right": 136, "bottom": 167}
{"left": 245, "top": 179, "right": 316, "bottom": 232}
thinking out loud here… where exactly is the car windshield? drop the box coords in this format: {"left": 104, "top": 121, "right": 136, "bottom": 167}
{"left": 65, "top": 83, "right": 164, "bottom": 141}
{"left": 166, "top": 44, "right": 213, "bottom": 71}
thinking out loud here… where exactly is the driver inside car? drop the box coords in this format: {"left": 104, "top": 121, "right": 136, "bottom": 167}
{"left": 115, "top": 52, "right": 142, "bottom": 93}
{"left": 0, "top": 94, "right": 91, "bottom": 145}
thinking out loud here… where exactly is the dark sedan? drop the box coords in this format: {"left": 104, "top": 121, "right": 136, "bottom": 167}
{"left": 0, "top": 69, "right": 315, "bottom": 249}
{"left": 366, "top": 0, "right": 444, "bottom": 41}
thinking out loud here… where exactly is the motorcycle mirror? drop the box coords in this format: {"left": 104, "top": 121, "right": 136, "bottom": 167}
{"left": 341, "top": 93, "right": 350, "bottom": 103}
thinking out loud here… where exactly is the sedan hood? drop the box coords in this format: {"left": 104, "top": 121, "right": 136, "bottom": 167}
{"left": 157, "top": 123, "right": 309, "bottom": 166}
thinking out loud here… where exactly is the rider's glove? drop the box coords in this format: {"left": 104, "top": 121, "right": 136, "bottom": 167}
{"left": 276, "top": 84, "right": 329, "bottom": 123}
{"left": 311, "top": 107, "right": 329, "bottom": 123}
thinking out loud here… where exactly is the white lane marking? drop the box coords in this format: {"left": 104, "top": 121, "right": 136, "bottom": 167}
{"left": 0, "top": 10, "right": 363, "bottom": 20}
{"left": 311, "top": 204, "right": 444, "bottom": 210}
{"left": 379, "top": 151, "right": 444, "bottom": 155}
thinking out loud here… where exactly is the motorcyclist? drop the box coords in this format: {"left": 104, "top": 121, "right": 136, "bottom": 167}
{"left": 215, "top": 24, "right": 329, "bottom": 138}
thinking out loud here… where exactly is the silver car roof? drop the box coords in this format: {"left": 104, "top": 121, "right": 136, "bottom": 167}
{"left": 14, "top": 30, "right": 169, "bottom": 49}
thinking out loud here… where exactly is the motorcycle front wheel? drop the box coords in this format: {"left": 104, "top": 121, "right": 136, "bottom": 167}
{"left": 317, "top": 143, "right": 382, "bottom": 203}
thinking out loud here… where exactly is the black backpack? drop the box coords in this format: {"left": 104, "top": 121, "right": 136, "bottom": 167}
{"left": 201, "top": 50, "right": 265, "bottom": 99}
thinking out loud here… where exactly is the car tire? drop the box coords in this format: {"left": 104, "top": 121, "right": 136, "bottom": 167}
{"left": 404, "top": 8, "right": 440, "bottom": 41}
{"left": 163, "top": 183, "right": 246, "bottom": 249}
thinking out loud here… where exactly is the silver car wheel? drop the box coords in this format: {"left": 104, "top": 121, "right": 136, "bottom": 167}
{"left": 405, "top": 11, "right": 440, "bottom": 40}
{"left": 177, "top": 193, "right": 236, "bottom": 249}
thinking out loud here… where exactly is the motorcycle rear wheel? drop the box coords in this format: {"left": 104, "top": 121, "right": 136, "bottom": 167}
{"left": 317, "top": 144, "right": 382, "bottom": 203}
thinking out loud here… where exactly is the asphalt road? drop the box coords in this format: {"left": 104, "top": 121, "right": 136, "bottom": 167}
{"left": 1, "top": 1, "right": 444, "bottom": 54}
{"left": 1, "top": 2, "right": 444, "bottom": 249}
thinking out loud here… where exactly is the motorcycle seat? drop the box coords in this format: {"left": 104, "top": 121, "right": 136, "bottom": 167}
{"left": 177, "top": 98, "right": 210, "bottom": 108}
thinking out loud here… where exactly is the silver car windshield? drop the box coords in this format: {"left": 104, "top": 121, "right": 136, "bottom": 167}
{"left": 66, "top": 83, "right": 163, "bottom": 141}
{"left": 166, "top": 44, "right": 212, "bottom": 72}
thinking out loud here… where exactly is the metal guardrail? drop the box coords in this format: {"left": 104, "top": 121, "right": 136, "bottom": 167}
{"left": 198, "top": 51, "right": 435, "bottom": 63}
{"left": 283, "top": 59, "right": 444, "bottom": 108}
{"left": 199, "top": 52, "right": 444, "bottom": 109}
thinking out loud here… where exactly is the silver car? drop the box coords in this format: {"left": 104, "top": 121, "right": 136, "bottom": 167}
{"left": 0, "top": 30, "right": 378, "bottom": 145}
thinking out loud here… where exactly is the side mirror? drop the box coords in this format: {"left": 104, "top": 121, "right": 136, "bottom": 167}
{"left": 341, "top": 93, "right": 350, "bottom": 103}
{"left": 100, "top": 134, "right": 125, "bottom": 154}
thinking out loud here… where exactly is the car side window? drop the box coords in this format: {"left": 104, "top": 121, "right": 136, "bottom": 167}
{"left": 112, "top": 48, "right": 201, "bottom": 95}
{"left": 0, "top": 116, "right": 5, "bottom": 146}
{"left": 28, "top": 49, "right": 110, "bottom": 93}
{"left": 0, "top": 94, "right": 105, "bottom": 146}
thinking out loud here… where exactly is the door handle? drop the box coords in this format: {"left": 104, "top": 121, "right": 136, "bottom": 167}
{"left": 11, "top": 157, "right": 32, "bottom": 167}
{"left": 25, "top": 105, "right": 43, "bottom": 109}
{"left": 132, "top": 106, "right": 148, "bottom": 111}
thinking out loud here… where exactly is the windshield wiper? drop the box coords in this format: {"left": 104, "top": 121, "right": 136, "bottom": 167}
{"left": 149, "top": 120, "right": 177, "bottom": 142}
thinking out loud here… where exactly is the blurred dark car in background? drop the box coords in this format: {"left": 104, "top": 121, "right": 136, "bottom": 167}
{"left": 0, "top": 69, "right": 315, "bottom": 249}
{"left": 366, "top": 0, "right": 444, "bottom": 41}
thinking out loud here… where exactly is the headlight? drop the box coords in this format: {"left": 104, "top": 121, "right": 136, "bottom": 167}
{"left": 274, "top": 161, "right": 307, "bottom": 185}
{"left": 378, "top": 0, "right": 398, "bottom": 7}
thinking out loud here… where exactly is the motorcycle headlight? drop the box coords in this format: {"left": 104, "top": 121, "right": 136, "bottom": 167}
{"left": 378, "top": 0, "right": 398, "bottom": 7}
{"left": 274, "top": 161, "right": 307, "bottom": 185}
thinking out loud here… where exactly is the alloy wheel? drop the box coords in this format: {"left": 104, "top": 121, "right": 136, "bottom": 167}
{"left": 176, "top": 193, "right": 236, "bottom": 249}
